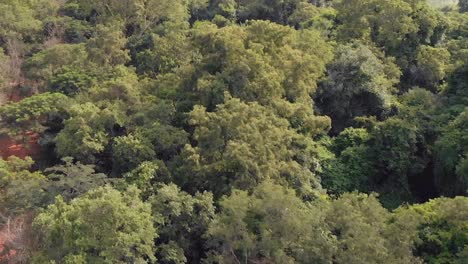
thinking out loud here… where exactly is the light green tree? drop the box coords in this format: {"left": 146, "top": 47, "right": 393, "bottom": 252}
{"left": 414, "top": 46, "right": 451, "bottom": 91}
{"left": 325, "top": 193, "right": 421, "bottom": 264}
{"left": 333, "top": 0, "right": 447, "bottom": 70}
{"left": 0, "top": 156, "right": 46, "bottom": 220}
{"left": 112, "top": 134, "right": 155, "bottom": 174}
{"left": 86, "top": 24, "right": 130, "bottom": 67}
{"left": 55, "top": 102, "right": 127, "bottom": 163}
{"left": 182, "top": 20, "right": 333, "bottom": 134}
{"left": 0, "top": 92, "right": 68, "bottom": 136}
{"left": 0, "top": 0, "right": 42, "bottom": 41}
{"left": 204, "top": 181, "right": 335, "bottom": 264}
{"left": 33, "top": 186, "right": 156, "bottom": 263}
{"left": 24, "top": 44, "right": 88, "bottom": 85}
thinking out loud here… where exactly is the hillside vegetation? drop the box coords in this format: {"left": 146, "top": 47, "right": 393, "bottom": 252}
{"left": 0, "top": 0, "right": 467, "bottom": 263}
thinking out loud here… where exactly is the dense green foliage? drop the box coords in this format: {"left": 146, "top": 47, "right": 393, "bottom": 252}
{"left": 0, "top": 0, "right": 467, "bottom": 263}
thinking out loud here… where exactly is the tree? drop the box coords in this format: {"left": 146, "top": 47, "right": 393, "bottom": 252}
{"left": 173, "top": 96, "right": 325, "bottom": 198}
{"left": 86, "top": 24, "right": 130, "bottom": 67}
{"left": 42, "top": 157, "right": 109, "bottom": 202}
{"left": 207, "top": 0, "right": 314, "bottom": 24}
{"left": 316, "top": 42, "right": 400, "bottom": 134}
{"left": 1, "top": 0, "right": 468, "bottom": 262}
{"left": 333, "top": 0, "right": 448, "bottom": 74}
{"left": 235, "top": 0, "right": 303, "bottom": 24}
{"left": 322, "top": 128, "right": 375, "bottom": 194}
{"left": 23, "top": 44, "right": 88, "bottom": 85}
{"left": 86, "top": 65, "right": 142, "bottom": 104}
{"left": 190, "top": 20, "right": 332, "bottom": 105}
{"left": 0, "top": 92, "right": 68, "bottom": 136}
{"left": 0, "top": 157, "right": 46, "bottom": 263}
{"left": 396, "top": 196, "right": 468, "bottom": 264}
{"left": 134, "top": 30, "right": 192, "bottom": 76}
{"left": 0, "top": 156, "right": 46, "bottom": 221}
{"left": 33, "top": 186, "right": 156, "bottom": 263}
{"left": 443, "top": 11, "right": 468, "bottom": 110}
{"left": 48, "top": 66, "right": 96, "bottom": 96}
{"left": 365, "top": 117, "right": 423, "bottom": 207}
{"left": 112, "top": 134, "right": 155, "bottom": 174}
{"left": 459, "top": 0, "right": 468, "bottom": 13}
{"left": 287, "top": 2, "right": 336, "bottom": 32}
{"left": 71, "top": 0, "right": 195, "bottom": 31}
{"left": 0, "top": 0, "right": 42, "bottom": 42}
{"left": 333, "top": 0, "right": 373, "bottom": 40}
{"left": 370, "top": 118, "right": 420, "bottom": 181}
{"left": 69, "top": 0, "right": 141, "bottom": 24}
{"left": 434, "top": 108, "right": 468, "bottom": 196}
{"left": 123, "top": 160, "right": 172, "bottom": 196}
{"left": 413, "top": 46, "right": 451, "bottom": 91}
{"left": 138, "top": 0, "right": 193, "bottom": 30}
{"left": 176, "top": 20, "right": 333, "bottom": 134}
{"left": 205, "top": 182, "right": 420, "bottom": 263}
{"left": 55, "top": 102, "right": 127, "bottom": 163}
{"left": 325, "top": 193, "right": 421, "bottom": 264}
{"left": 323, "top": 87, "right": 443, "bottom": 205}
{"left": 0, "top": 48, "right": 13, "bottom": 100}
{"left": 204, "top": 181, "right": 335, "bottom": 264}
{"left": 150, "top": 184, "right": 215, "bottom": 263}
{"left": 135, "top": 121, "right": 189, "bottom": 160}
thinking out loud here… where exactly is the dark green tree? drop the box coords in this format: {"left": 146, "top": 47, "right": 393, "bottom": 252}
{"left": 151, "top": 183, "right": 215, "bottom": 263}
{"left": 396, "top": 196, "right": 468, "bottom": 264}
{"left": 316, "top": 42, "right": 400, "bottom": 134}
{"left": 459, "top": 0, "right": 468, "bottom": 13}
{"left": 43, "top": 157, "right": 109, "bottom": 202}
{"left": 434, "top": 108, "right": 468, "bottom": 196}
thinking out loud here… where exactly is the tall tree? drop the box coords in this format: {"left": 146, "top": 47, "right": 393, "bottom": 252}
{"left": 173, "top": 96, "right": 326, "bottom": 198}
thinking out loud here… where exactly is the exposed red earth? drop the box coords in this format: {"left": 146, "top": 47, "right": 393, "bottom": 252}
{"left": 0, "top": 231, "right": 17, "bottom": 262}
{"left": 0, "top": 87, "right": 41, "bottom": 159}
{"left": 0, "top": 89, "right": 41, "bottom": 262}
{"left": 0, "top": 132, "right": 41, "bottom": 160}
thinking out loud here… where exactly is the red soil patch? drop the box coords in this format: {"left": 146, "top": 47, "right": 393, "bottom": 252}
{"left": 0, "top": 80, "right": 42, "bottom": 262}
{"left": 1, "top": 88, "right": 41, "bottom": 159}
{"left": 0, "top": 215, "right": 33, "bottom": 262}
{"left": 7, "top": 90, "right": 22, "bottom": 103}
{"left": 0, "top": 235, "right": 16, "bottom": 261}
{"left": 0, "top": 132, "right": 41, "bottom": 159}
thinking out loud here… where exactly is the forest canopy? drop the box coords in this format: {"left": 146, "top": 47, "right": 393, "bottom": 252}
{"left": 0, "top": 0, "right": 467, "bottom": 263}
